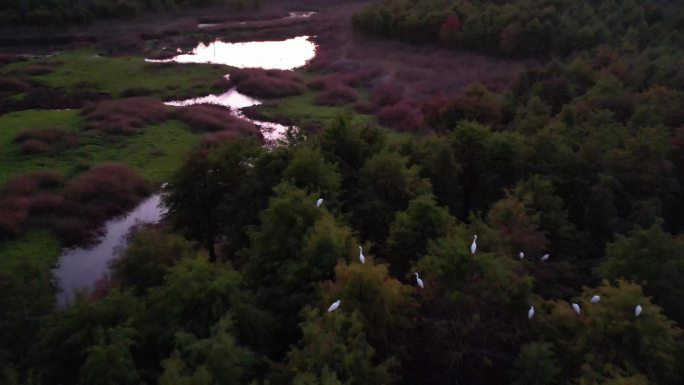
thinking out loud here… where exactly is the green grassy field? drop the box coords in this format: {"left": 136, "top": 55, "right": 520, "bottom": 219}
{"left": 1, "top": 50, "right": 231, "bottom": 100}
{"left": 255, "top": 90, "right": 376, "bottom": 128}
{"left": 0, "top": 230, "right": 61, "bottom": 271}
{"left": 0, "top": 109, "right": 198, "bottom": 184}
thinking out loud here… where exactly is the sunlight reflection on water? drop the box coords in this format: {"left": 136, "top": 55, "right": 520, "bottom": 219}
{"left": 148, "top": 36, "right": 316, "bottom": 70}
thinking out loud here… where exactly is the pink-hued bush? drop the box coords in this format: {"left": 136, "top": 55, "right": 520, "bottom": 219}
{"left": 56, "top": 163, "right": 153, "bottom": 245}
{"left": 14, "top": 127, "right": 77, "bottom": 155}
{"left": 0, "top": 54, "right": 25, "bottom": 65}
{"left": 19, "top": 139, "right": 51, "bottom": 154}
{"left": 200, "top": 130, "right": 244, "bottom": 148}
{"left": 82, "top": 97, "right": 170, "bottom": 135}
{"left": 20, "top": 65, "right": 55, "bottom": 76}
{"left": 315, "top": 84, "right": 358, "bottom": 106}
{"left": 371, "top": 83, "right": 404, "bottom": 109}
{"left": 375, "top": 101, "right": 424, "bottom": 132}
{"left": 0, "top": 77, "right": 32, "bottom": 92}
{"left": 2, "top": 171, "right": 64, "bottom": 196}
{"left": 230, "top": 68, "right": 305, "bottom": 98}
{"left": 0, "top": 171, "right": 64, "bottom": 239}
{"left": 172, "top": 105, "right": 261, "bottom": 138}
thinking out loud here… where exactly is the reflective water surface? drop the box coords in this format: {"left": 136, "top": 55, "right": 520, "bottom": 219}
{"left": 53, "top": 194, "right": 165, "bottom": 307}
{"left": 149, "top": 36, "right": 316, "bottom": 70}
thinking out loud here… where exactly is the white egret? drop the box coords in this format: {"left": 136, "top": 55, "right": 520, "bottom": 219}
{"left": 519, "top": 251, "right": 525, "bottom": 260}
{"left": 471, "top": 235, "right": 478, "bottom": 255}
{"left": 528, "top": 305, "right": 535, "bottom": 319}
{"left": 635, "top": 304, "right": 643, "bottom": 317}
{"left": 415, "top": 272, "right": 424, "bottom": 289}
{"left": 316, "top": 198, "right": 324, "bottom": 208}
{"left": 540, "top": 254, "right": 550, "bottom": 262}
{"left": 591, "top": 295, "right": 601, "bottom": 304}
{"left": 359, "top": 246, "right": 365, "bottom": 264}
{"left": 327, "top": 300, "right": 341, "bottom": 312}
{"left": 572, "top": 303, "right": 581, "bottom": 315}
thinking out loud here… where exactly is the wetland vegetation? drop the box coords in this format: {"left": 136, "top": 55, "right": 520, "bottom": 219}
{"left": 2, "top": 0, "right": 684, "bottom": 384}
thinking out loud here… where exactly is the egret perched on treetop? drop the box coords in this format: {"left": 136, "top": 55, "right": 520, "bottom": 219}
{"left": 316, "top": 198, "right": 324, "bottom": 208}
{"left": 471, "top": 235, "right": 477, "bottom": 255}
{"left": 415, "top": 272, "right": 424, "bottom": 289}
{"left": 519, "top": 251, "right": 525, "bottom": 260}
{"left": 540, "top": 254, "right": 550, "bottom": 262}
{"left": 328, "top": 300, "right": 341, "bottom": 312}
{"left": 591, "top": 295, "right": 601, "bottom": 304}
{"left": 528, "top": 306, "right": 535, "bottom": 319}
{"left": 359, "top": 246, "right": 365, "bottom": 264}
{"left": 635, "top": 304, "right": 643, "bottom": 317}
{"left": 572, "top": 303, "right": 581, "bottom": 315}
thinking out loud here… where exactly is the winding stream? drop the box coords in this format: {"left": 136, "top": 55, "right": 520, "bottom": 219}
{"left": 53, "top": 35, "right": 316, "bottom": 305}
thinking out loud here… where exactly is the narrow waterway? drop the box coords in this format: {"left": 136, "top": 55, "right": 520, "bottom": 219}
{"left": 53, "top": 194, "right": 165, "bottom": 307}
{"left": 53, "top": 35, "right": 316, "bottom": 305}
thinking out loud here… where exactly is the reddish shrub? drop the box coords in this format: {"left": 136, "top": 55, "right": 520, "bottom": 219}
{"left": 306, "top": 49, "right": 331, "bottom": 71}
{"left": 0, "top": 77, "right": 32, "bottom": 92}
{"left": 173, "top": 105, "right": 261, "bottom": 137}
{"left": 0, "top": 171, "right": 64, "bottom": 239}
{"left": 439, "top": 15, "right": 461, "bottom": 45}
{"left": 82, "top": 97, "right": 170, "bottom": 135}
{"left": 0, "top": 199, "right": 29, "bottom": 239}
{"left": 375, "top": 101, "right": 423, "bottom": 132}
{"left": 20, "top": 139, "right": 51, "bottom": 154}
{"left": 20, "top": 65, "right": 54, "bottom": 76}
{"left": 0, "top": 54, "right": 25, "bottom": 65}
{"left": 2, "top": 171, "right": 64, "bottom": 196}
{"left": 315, "top": 84, "right": 358, "bottom": 106}
{"left": 371, "top": 83, "right": 404, "bottom": 109}
{"left": 57, "top": 163, "right": 153, "bottom": 245}
{"left": 307, "top": 72, "right": 368, "bottom": 90}
{"left": 15, "top": 127, "right": 65, "bottom": 143}
{"left": 15, "top": 128, "right": 78, "bottom": 154}
{"left": 230, "top": 68, "right": 305, "bottom": 98}
{"left": 236, "top": 77, "right": 305, "bottom": 98}
{"left": 421, "top": 82, "right": 503, "bottom": 132}
{"left": 27, "top": 192, "right": 64, "bottom": 215}
{"left": 200, "top": 130, "right": 243, "bottom": 147}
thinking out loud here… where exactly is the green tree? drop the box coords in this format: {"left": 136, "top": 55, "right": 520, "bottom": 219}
{"left": 386, "top": 194, "right": 455, "bottom": 274}
{"left": 112, "top": 227, "right": 198, "bottom": 294}
{"left": 536, "top": 280, "right": 682, "bottom": 384}
{"left": 79, "top": 327, "right": 140, "bottom": 385}
{"left": 599, "top": 225, "right": 684, "bottom": 324}
{"left": 36, "top": 290, "right": 142, "bottom": 385}
{"left": 511, "top": 342, "right": 561, "bottom": 385}
{"left": 137, "top": 257, "right": 270, "bottom": 375}
{"left": 164, "top": 314, "right": 256, "bottom": 385}
{"left": 164, "top": 137, "right": 262, "bottom": 261}
{"left": 406, "top": 233, "right": 533, "bottom": 385}
{"left": 352, "top": 151, "right": 431, "bottom": 244}
{"left": 486, "top": 194, "right": 548, "bottom": 257}
{"left": 245, "top": 184, "right": 356, "bottom": 355}
{"left": 321, "top": 261, "right": 415, "bottom": 362}
{"left": 282, "top": 145, "right": 342, "bottom": 206}
{"left": 286, "top": 309, "right": 396, "bottom": 385}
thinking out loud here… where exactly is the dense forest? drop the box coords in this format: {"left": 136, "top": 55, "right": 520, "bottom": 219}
{"left": 2, "top": 0, "right": 684, "bottom": 384}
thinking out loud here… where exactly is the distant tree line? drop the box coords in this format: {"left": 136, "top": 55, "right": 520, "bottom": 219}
{"left": 0, "top": 0, "right": 260, "bottom": 25}
{"left": 353, "top": 0, "right": 684, "bottom": 57}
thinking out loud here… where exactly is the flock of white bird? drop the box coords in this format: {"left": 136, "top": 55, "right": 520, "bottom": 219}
{"left": 317, "top": 199, "right": 644, "bottom": 319}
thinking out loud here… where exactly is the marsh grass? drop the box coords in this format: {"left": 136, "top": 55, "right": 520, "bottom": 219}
{"left": 1, "top": 51, "right": 230, "bottom": 100}
{"left": 0, "top": 109, "right": 198, "bottom": 185}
